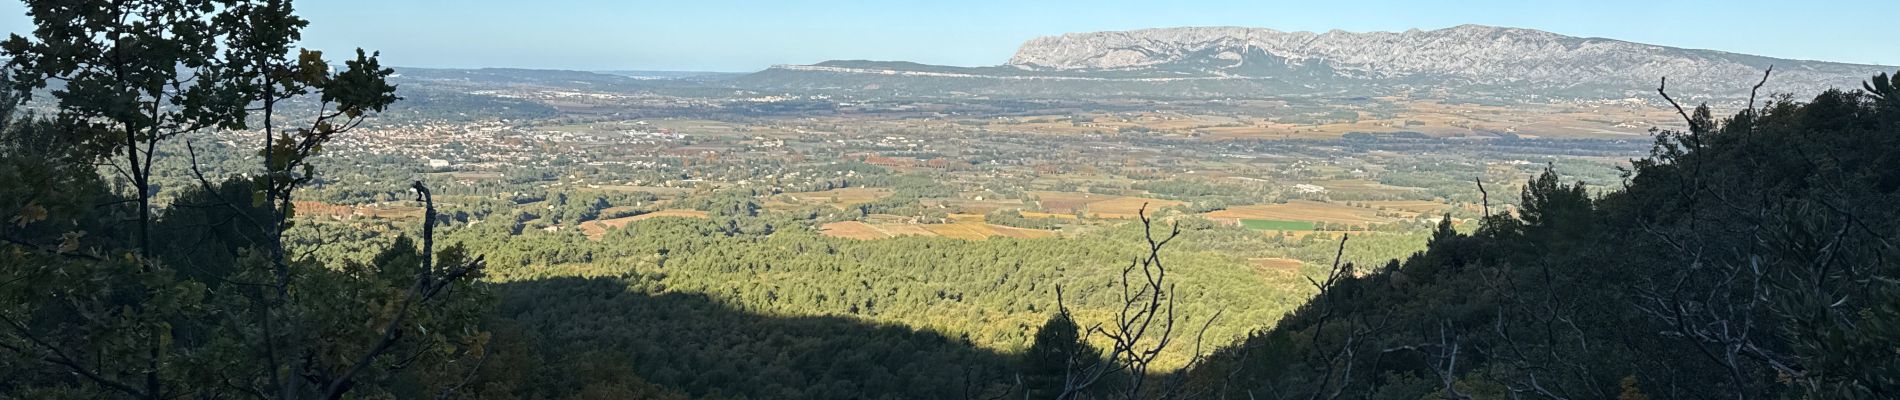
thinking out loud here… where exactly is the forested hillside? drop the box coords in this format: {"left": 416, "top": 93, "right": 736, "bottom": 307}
{"left": 1178, "top": 74, "right": 1900, "bottom": 399}
{"left": 293, "top": 207, "right": 1430, "bottom": 398}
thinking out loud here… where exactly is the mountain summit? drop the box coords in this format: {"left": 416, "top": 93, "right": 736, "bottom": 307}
{"left": 1003, "top": 25, "right": 1886, "bottom": 99}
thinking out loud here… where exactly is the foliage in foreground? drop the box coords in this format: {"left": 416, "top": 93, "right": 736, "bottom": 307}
{"left": 0, "top": 1, "right": 489, "bottom": 398}
{"left": 1185, "top": 72, "right": 1900, "bottom": 399}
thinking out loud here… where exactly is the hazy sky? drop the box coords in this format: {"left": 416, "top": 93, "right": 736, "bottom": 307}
{"left": 2, "top": 0, "right": 1896, "bottom": 72}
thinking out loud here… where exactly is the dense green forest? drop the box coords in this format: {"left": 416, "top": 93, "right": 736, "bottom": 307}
{"left": 2, "top": 1, "right": 1898, "bottom": 399}
{"left": 264, "top": 202, "right": 1432, "bottom": 398}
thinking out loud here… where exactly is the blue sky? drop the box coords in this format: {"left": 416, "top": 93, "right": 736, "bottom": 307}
{"left": 2, "top": 0, "right": 1896, "bottom": 72}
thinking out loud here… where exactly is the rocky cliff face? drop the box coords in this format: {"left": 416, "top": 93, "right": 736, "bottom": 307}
{"left": 1007, "top": 25, "right": 1887, "bottom": 99}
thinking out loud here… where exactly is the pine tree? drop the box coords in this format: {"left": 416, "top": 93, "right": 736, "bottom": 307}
{"left": 1022, "top": 309, "right": 1096, "bottom": 399}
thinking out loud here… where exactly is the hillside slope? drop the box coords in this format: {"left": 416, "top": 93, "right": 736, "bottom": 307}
{"left": 1182, "top": 71, "right": 1900, "bottom": 399}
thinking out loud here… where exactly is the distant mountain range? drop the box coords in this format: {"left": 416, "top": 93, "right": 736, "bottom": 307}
{"left": 733, "top": 25, "right": 1894, "bottom": 102}
{"left": 595, "top": 70, "right": 748, "bottom": 81}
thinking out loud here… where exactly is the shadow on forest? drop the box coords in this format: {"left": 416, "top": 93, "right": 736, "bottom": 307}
{"left": 492, "top": 277, "right": 1022, "bottom": 399}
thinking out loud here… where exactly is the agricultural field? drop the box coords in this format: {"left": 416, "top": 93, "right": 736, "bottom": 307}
{"left": 818, "top": 221, "right": 906, "bottom": 240}
{"left": 923, "top": 222, "right": 1056, "bottom": 240}
{"left": 1359, "top": 200, "right": 1455, "bottom": 214}
{"left": 1026, "top": 191, "right": 1182, "bottom": 218}
{"left": 1029, "top": 191, "right": 1116, "bottom": 214}
{"left": 1082, "top": 196, "right": 1184, "bottom": 219}
{"left": 1240, "top": 219, "right": 1318, "bottom": 231}
{"left": 766, "top": 187, "right": 894, "bottom": 210}
{"left": 579, "top": 209, "right": 710, "bottom": 239}
{"left": 1248, "top": 257, "right": 1306, "bottom": 278}
{"left": 1307, "top": 179, "right": 1430, "bottom": 199}
{"left": 819, "top": 220, "right": 1057, "bottom": 240}
{"left": 1205, "top": 200, "right": 1396, "bottom": 228}
{"left": 921, "top": 197, "right": 1036, "bottom": 214}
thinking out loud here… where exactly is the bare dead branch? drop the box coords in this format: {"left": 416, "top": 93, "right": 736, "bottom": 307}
{"left": 1747, "top": 66, "right": 1774, "bottom": 113}
{"left": 1058, "top": 203, "right": 1201, "bottom": 400}
{"left": 1475, "top": 178, "right": 1491, "bottom": 217}
{"left": 318, "top": 182, "right": 484, "bottom": 400}
{"left": 1657, "top": 77, "right": 1701, "bottom": 133}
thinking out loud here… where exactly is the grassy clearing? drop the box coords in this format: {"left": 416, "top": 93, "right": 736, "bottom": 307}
{"left": 819, "top": 220, "right": 1057, "bottom": 241}
{"left": 580, "top": 209, "right": 710, "bottom": 239}
{"left": 772, "top": 188, "right": 893, "bottom": 207}
{"left": 1241, "top": 219, "right": 1317, "bottom": 231}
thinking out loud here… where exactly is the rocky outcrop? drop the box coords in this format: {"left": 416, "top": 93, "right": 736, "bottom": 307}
{"left": 1006, "top": 25, "right": 1888, "bottom": 98}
